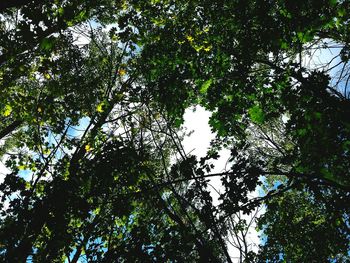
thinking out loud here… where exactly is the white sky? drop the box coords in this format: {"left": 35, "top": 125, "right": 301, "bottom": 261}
{"left": 182, "top": 106, "right": 261, "bottom": 261}
{"left": 182, "top": 106, "right": 230, "bottom": 202}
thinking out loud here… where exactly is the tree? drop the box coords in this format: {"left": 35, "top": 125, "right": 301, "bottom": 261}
{"left": 0, "top": 0, "right": 122, "bottom": 140}
{"left": 128, "top": 0, "right": 350, "bottom": 191}
{"left": 127, "top": 0, "right": 350, "bottom": 261}
{"left": 257, "top": 183, "right": 350, "bottom": 262}
{"left": 1, "top": 0, "right": 350, "bottom": 262}
{"left": 0, "top": 23, "right": 229, "bottom": 261}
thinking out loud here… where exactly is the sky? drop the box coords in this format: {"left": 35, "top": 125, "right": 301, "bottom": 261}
{"left": 182, "top": 106, "right": 261, "bottom": 260}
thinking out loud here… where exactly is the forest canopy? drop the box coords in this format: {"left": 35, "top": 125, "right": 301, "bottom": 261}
{"left": 0, "top": 0, "right": 349, "bottom": 262}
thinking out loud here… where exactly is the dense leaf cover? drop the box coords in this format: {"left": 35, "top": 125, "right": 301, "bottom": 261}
{"left": 0, "top": 0, "right": 349, "bottom": 262}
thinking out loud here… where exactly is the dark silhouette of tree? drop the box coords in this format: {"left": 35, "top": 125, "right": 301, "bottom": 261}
{"left": 0, "top": 0, "right": 349, "bottom": 262}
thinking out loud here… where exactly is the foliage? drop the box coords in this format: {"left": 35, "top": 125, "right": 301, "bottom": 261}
{"left": 0, "top": 0, "right": 350, "bottom": 262}
{"left": 257, "top": 184, "right": 350, "bottom": 262}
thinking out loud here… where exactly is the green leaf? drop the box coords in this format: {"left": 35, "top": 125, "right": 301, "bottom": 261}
{"left": 297, "top": 128, "right": 307, "bottom": 136}
{"left": 40, "top": 37, "right": 55, "bottom": 51}
{"left": 338, "top": 8, "right": 346, "bottom": 17}
{"left": 77, "top": 10, "right": 87, "bottom": 21}
{"left": 58, "top": 7, "right": 64, "bottom": 15}
{"left": 329, "top": 0, "right": 337, "bottom": 6}
{"left": 2, "top": 104, "right": 12, "bottom": 117}
{"left": 248, "top": 105, "right": 265, "bottom": 124}
{"left": 314, "top": 112, "right": 322, "bottom": 120}
{"left": 96, "top": 102, "right": 105, "bottom": 113}
{"left": 320, "top": 168, "right": 334, "bottom": 180}
{"left": 280, "top": 9, "right": 292, "bottom": 18}
{"left": 280, "top": 40, "right": 288, "bottom": 49}
{"left": 200, "top": 79, "right": 212, "bottom": 94}
{"left": 174, "top": 117, "right": 184, "bottom": 127}
{"left": 209, "top": 117, "right": 227, "bottom": 136}
{"left": 297, "top": 31, "right": 314, "bottom": 43}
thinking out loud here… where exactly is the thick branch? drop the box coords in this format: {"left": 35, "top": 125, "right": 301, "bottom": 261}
{"left": 0, "top": 120, "right": 22, "bottom": 139}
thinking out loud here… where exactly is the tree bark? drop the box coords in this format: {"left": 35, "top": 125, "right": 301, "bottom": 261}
{"left": 0, "top": 120, "right": 22, "bottom": 140}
